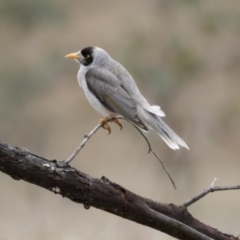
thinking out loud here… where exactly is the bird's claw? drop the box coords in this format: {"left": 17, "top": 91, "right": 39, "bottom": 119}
{"left": 100, "top": 117, "right": 122, "bottom": 134}
{"left": 112, "top": 117, "right": 122, "bottom": 130}
{"left": 100, "top": 118, "right": 111, "bottom": 135}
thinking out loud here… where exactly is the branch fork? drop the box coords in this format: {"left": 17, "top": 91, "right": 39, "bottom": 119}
{"left": 65, "top": 116, "right": 176, "bottom": 189}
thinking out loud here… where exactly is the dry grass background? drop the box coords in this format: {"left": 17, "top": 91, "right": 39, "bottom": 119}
{"left": 0, "top": 1, "right": 240, "bottom": 239}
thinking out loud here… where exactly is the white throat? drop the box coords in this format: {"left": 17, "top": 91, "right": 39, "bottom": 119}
{"left": 77, "top": 65, "right": 88, "bottom": 87}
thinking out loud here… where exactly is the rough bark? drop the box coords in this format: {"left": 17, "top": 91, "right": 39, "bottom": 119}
{"left": 0, "top": 141, "right": 237, "bottom": 240}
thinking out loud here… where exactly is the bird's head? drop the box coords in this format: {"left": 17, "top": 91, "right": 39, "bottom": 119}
{"left": 65, "top": 46, "right": 109, "bottom": 67}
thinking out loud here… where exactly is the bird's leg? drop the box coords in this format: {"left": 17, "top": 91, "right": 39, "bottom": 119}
{"left": 100, "top": 117, "right": 111, "bottom": 135}
{"left": 100, "top": 117, "right": 122, "bottom": 134}
{"left": 112, "top": 117, "right": 122, "bottom": 130}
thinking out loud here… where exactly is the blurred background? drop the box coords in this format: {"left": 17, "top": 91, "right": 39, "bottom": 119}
{"left": 0, "top": 0, "right": 240, "bottom": 239}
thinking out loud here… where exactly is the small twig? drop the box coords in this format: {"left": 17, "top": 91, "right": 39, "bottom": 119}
{"left": 65, "top": 117, "right": 125, "bottom": 163}
{"left": 65, "top": 116, "right": 176, "bottom": 189}
{"left": 65, "top": 124, "right": 102, "bottom": 163}
{"left": 128, "top": 122, "right": 176, "bottom": 189}
{"left": 209, "top": 177, "right": 217, "bottom": 188}
{"left": 182, "top": 178, "right": 240, "bottom": 208}
{"left": 129, "top": 124, "right": 151, "bottom": 153}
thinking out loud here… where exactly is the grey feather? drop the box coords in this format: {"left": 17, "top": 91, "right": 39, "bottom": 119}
{"left": 85, "top": 67, "right": 148, "bottom": 131}
{"left": 151, "top": 114, "right": 189, "bottom": 150}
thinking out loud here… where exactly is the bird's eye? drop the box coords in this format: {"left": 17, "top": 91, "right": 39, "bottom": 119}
{"left": 85, "top": 55, "right": 91, "bottom": 59}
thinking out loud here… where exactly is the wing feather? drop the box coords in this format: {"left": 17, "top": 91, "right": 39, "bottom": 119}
{"left": 85, "top": 67, "right": 148, "bottom": 131}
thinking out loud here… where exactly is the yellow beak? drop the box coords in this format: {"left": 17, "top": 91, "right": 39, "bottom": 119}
{"left": 64, "top": 52, "right": 79, "bottom": 60}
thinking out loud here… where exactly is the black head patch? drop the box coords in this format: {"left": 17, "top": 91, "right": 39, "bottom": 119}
{"left": 80, "top": 47, "right": 94, "bottom": 66}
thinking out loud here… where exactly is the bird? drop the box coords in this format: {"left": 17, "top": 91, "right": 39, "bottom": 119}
{"left": 65, "top": 46, "right": 189, "bottom": 150}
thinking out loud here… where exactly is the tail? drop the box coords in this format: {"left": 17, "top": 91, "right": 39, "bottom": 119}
{"left": 138, "top": 106, "right": 189, "bottom": 150}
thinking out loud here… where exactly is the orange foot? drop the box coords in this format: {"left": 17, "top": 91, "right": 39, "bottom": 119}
{"left": 100, "top": 117, "right": 123, "bottom": 134}
{"left": 100, "top": 117, "right": 111, "bottom": 135}
{"left": 112, "top": 117, "right": 122, "bottom": 130}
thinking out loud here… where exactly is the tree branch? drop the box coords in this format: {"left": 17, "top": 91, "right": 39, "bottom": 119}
{"left": 182, "top": 178, "right": 240, "bottom": 208}
{"left": 65, "top": 117, "right": 176, "bottom": 189}
{"left": 0, "top": 141, "right": 237, "bottom": 240}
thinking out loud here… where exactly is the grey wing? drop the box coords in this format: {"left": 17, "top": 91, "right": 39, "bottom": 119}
{"left": 85, "top": 67, "right": 148, "bottom": 131}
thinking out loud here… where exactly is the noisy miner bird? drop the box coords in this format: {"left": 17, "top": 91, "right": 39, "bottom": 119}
{"left": 65, "top": 47, "right": 189, "bottom": 150}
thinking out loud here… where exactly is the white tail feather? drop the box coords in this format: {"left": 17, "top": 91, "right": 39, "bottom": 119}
{"left": 154, "top": 117, "right": 189, "bottom": 150}
{"left": 138, "top": 106, "right": 189, "bottom": 150}
{"left": 148, "top": 105, "right": 165, "bottom": 117}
